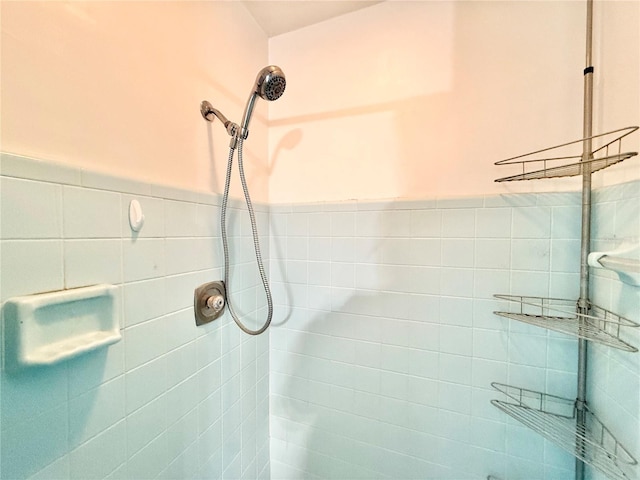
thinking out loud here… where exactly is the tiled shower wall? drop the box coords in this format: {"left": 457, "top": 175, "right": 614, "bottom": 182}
{"left": 268, "top": 190, "right": 595, "bottom": 480}
{"left": 0, "top": 153, "right": 270, "bottom": 480}
{"left": 1, "top": 152, "right": 638, "bottom": 480}
{"left": 588, "top": 181, "right": 640, "bottom": 480}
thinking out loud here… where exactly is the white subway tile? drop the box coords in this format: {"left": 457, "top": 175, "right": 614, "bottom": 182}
{"left": 126, "top": 432, "right": 168, "bottom": 479}
{"left": 64, "top": 239, "right": 122, "bottom": 288}
{"left": 476, "top": 207, "right": 512, "bottom": 238}
{"left": 437, "top": 410, "right": 471, "bottom": 443}
{"left": 308, "top": 212, "right": 331, "bottom": 237}
{"left": 196, "top": 203, "right": 219, "bottom": 238}
{"left": 122, "top": 238, "right": 165, "bottom": 281}
{"left": 439, "top": 296, "right": 472, "bottom": 327}
{"left": 331, "top": 237, "right": 355, "bottom": 262}
{"left": 411, "top": 210, "right": 442, "bottom": 238}
{"left": 475, "top": 238, "right": 510, "bottom": 269}
{"left": 286, "top": 213, "right": 308, "bottom": 237}
{"left": 69, "top": 421, "right": 126, "bottom": 479}
{"left": 164, "top": 443, "right": 199, "bottom": 480}
{"left": 380, "top": 210, "right": 412, "bottom": 237}
{"left": 380, "top": 370, "right": 408, "bottom": 400}
{"left": 550, "top": 205, "right": 581, "bottom": 239}
{"left": 165, "top": 238, "right": 201, "bottom": 275}
{"left": 197, "top": 359, "right": 222, "bottom": 403}
{"left": 380, "top": 343, "right": 409, "bottom": 374}
{"left": 545, "top": 370, "right": 577, "bottom": 400}
{"left": 615, "top": 197, "right": 640, "bottom": 238}
{"left": 63, "top": 186, "right": 121, "bottom": 238}
{"left": 407, "top": 321, "right": 439, "bottom": 351}
{"left": 442, "top": 239, "right": 475, "bottom": 267}
{"left": 285, "top": 260, "right": 307, "bottom": 284}
{"left": 438, "top": 383, "right": 471, "bottom": 415}
{"left": 439, "top": 353, "right": 472, "bottom": 385}
{"left": 1, "top": 177, "right": 62, "bottom": 239}
{"left": 473, "top": 270, "right": 510, "bottom": 301}
{"left": 331, "top": 262, "right": 355, "bottom": 288}
{"left": 440, "top": 267, "right": 474, "bottom": 297}
{"left": 67, "top": 341, "right": 125, "bottom": 398}
{"left": 27, "top": 455, "right": 70, "bottom": 480}
{"left": 356, "top": 210, "right": 384, "bottom": 237}
{"left": 408, "top": 348, "right": 439, "bottom": 380}
{"left": 125, "top": 358, "right": 167, "bottom": 414}
{"left": 331, "top": 212, "right": 356, "bottom": 236}
{"left": 511, "top": 239, "right": 551, "bottom": 271}
{"left": 124, "top": 316, "right": 168, "bottom": 370}
{"left": 473, "top": 329, "right": 509, "bottom": 362}
{"left": 166, "top": 342, "right": 198, "bottom": 388}
{"left": 507, "top": 364, "right": 546, "bottom": 393}
{"left": 1, "top": 239, "right": 63, "bottom": 301}
{"left": 506, "top": 424, "right": 544, "bottom": 462}
{"left": 512, "top": 206, "right": 551, "bottom": 239}
{"left": 286, "top": 236, "right": 307, "bottom": 260}
{"left": 472, "top": 358, "right": 508, "bottom": 389}
{"left": 69, "top": 377, "right": 125, "bottom": 449}
{"left": 441, "top": 209, "right": 475, "bottom": 238}
{"left": 123, "top": 278, "right": 167, "bottom": 327}
{"left": 510, "top": 270, "right": 549, "bottom": 297}
{"left": 407, "top": 376, "right": 438, "bottom": 406}
{"left": 164, "top": 200, "right": 199, "bottom": 237}
{"left": 1, "top": 405, "right": 69, "bottom": 480}
{"left": 164, "top": 271, "right": 201, "bottom": 313}
{"left": 308, "top": 236, "right": 331, "bottom": 261}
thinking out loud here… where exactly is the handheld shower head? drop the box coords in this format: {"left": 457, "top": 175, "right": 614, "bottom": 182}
{"left": 240, "top": 65, "right": 286, "bottom": 139}
{"left": 255, "top": 65, "right": 287, "bottom": 101}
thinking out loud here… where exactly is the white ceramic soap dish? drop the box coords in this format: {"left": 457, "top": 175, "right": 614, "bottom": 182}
{"left": 2, "top": 284, "right": 121, "bottom": 370}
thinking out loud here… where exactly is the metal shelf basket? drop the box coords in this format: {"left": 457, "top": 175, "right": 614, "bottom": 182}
{"left": 494, "top": 126, "right": 638, "bottom": 182}
{"left": 494, "top": 294, "right": 639, "bottom": 352}
{"left": 491, "top": 383, "right": 637, "bottom": 480}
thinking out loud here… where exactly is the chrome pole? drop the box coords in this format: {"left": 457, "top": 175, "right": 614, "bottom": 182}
{"left": 576, "top": 0, "right": 594, "bottom": 478}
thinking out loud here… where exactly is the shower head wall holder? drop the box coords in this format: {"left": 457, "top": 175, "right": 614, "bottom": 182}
{"left": 200, "top": 100, "right": 240, "bottom": 148}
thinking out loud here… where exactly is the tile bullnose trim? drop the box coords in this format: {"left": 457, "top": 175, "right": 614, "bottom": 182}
{"left": 1, "top": 152, "right": 82, "bottom": 186}
{"left": 1, "top": 152, "right": 224, "bottom": 206}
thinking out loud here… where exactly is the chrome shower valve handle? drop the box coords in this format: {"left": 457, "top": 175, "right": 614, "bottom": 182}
{"left": 206, "top": 294, "right": 225, "bottom": 312}
{"left": 194, "top": 281, "right": 226, "bottom": 326}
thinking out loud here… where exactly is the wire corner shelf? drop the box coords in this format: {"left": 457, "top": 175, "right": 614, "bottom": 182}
{"left": 494, "top": 126, "right": 638, "bottom": 182}
{"left": 491, "top": 382, "right": 637, "bottom": 480}
{"left": 493, "top": 294, "right": 639, "bottom": 352}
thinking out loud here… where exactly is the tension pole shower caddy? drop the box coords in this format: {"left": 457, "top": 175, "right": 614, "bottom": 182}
{"left": 489, "top": 1, "right": 639, "bottom": 480}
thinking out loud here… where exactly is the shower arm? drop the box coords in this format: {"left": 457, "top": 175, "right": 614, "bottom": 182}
{"left": 200, "top": 100, "right": 241, "bottom": 147}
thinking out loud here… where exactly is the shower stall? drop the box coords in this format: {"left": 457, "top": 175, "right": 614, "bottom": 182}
{"left": 1, "top": 2, "right": 638, "bottom": 480}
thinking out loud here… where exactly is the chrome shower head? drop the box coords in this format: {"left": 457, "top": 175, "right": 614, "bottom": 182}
{"left": 241, "top": 65, "right": 286, "bottom": 139}
{"left": 254, "top": 65, "right": 286, "bottom": 101}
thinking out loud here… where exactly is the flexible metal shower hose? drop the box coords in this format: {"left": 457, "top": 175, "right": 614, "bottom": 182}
{"left": 220, "top": 137, "right": 273, "bottom": 335}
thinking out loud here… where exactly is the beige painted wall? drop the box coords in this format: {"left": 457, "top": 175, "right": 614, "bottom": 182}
{"left": 1, "top": 1, "right": 271, "bottom": 201}
{"left": 2, "top": 1, "right": 637, "bottom": 205}
{"left": 592, "top": 0, "right": 640, "bottom": 189}
{"left": 268, "top": 1, "right": 639, "bottom": 203}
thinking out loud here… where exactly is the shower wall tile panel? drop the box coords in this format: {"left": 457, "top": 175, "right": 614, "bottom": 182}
{"left": 3, "top": 153, "right": 637, "bottom": 480}
{"left": 268, "top": 189, "right": 588, "bottom": 480}
{"left": 0, "top": 153, "right": 271, "bottom": 480}
{"left": 588, "top": 180, "right": 640, "bottom": 480}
